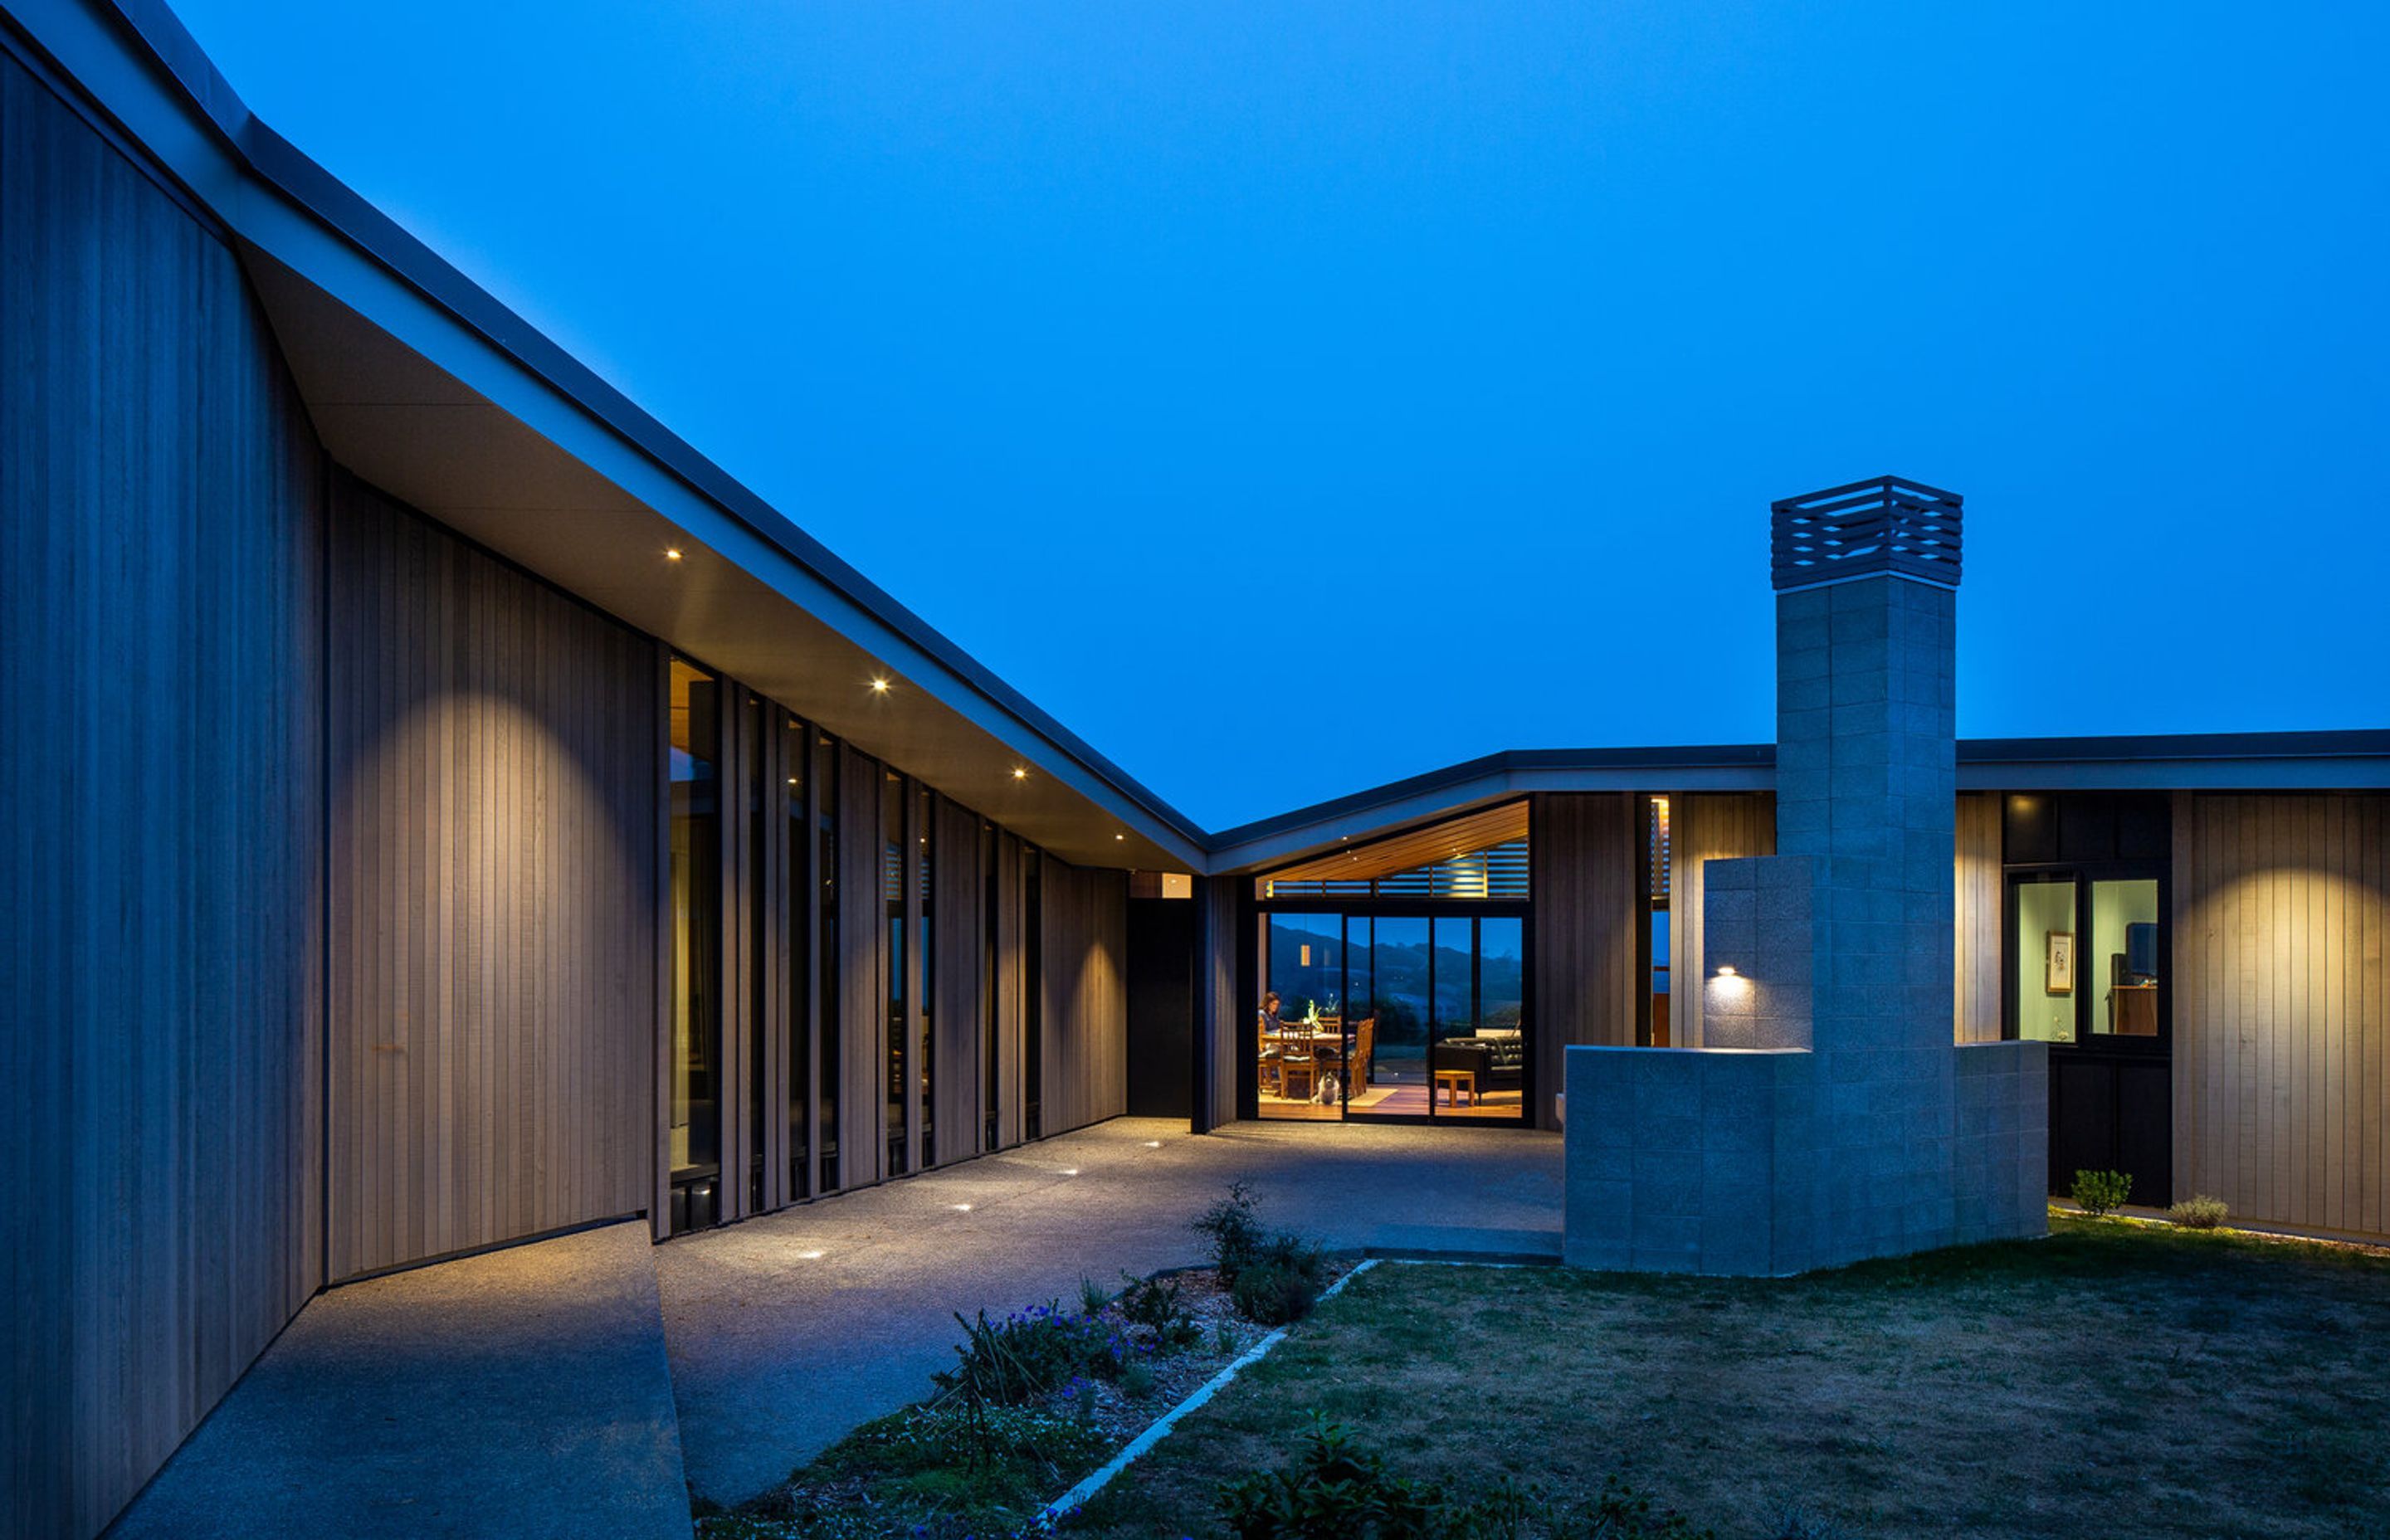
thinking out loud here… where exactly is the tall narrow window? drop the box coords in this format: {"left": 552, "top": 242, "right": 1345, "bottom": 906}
{"left": 786, "top": 714, "right": 812, "bottom": 1201}
{"left": 1024, "top": 850, "right": 1043, "bottom": 1140}
{"left": 919, "top": 785, "right": 935, "bottom": 1168}
{"left": 983, "top": 823, "right": 1000, "bottom": 1152}
{"left": 1646, "top": 796, "right": 1671, "bottom": 1047}
{"left": 816, "top": 734, "right": 840, "bottom": 1192}
{"left": 747, "top": 694, "right": 768, "bottom": 1212}
{"left": 884, "top": 772, "right": 908, "bottom": 1177}
{"left": 668, "top": 660, "right": 723, "bottom": 1233}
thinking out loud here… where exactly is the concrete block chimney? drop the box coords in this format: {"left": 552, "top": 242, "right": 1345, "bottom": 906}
{"left": 1563, "top": 477, "right": 2046, "bottom": 1274}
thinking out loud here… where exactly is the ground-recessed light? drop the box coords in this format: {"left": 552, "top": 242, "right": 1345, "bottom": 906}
{"left": 952, "top": 1202, "right": 973, "bottom": 1212}
{"left": 1061, "top": 1167, "right": 1079, "bottom": 1177}
{"left": 797, "top": 1249, "right": 825, "bottom": 1260}
{"left": 1144, "top": 1140, "right": 1162, "bottom": 1148}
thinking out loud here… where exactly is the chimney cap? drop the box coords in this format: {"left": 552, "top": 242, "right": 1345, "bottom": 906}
{"left": 1771, "top": 475, "right": 1963, "bottom": 592}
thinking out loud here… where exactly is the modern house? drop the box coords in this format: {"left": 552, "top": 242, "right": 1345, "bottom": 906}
{"left": 3, "top": 1, "right": 2385, "bottom": 1536}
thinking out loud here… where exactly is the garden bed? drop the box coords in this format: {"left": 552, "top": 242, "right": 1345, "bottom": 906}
{"left": 699, "top": 1186, "right": 1339, "bottom": 1540}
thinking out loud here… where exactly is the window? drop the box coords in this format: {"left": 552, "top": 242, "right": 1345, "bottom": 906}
{"left": 668, "top": 660, "right": 723, "bottom": 1232}
{"left": 884, "top": 771, "right": 907, "bottom": 1176}
{"left": 785, "top": 714, "right": 812, "bottom": 1201}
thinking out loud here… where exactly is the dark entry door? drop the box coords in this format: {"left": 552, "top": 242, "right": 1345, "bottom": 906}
{"left": 2007, "top": 867, "right": 2172, "bottom": 1206}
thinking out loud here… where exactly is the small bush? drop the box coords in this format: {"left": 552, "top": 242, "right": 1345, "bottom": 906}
{"left": 2170, "top": 1194, "right": 2230, "bottom": 1230}
{"left": 1078, "top": 1275, "right": 1110, "bottom": 1314}
{"left": 1197, "top": 1182, "right": 1332, "bottom": 1323}
{"left": 1119, "top": 1360, "right": 1157, "bottom": 1400}
{"left": 1231, "top": 1263, "right": 1320, "bottom": 1327}
{"left": 1116, "top": 1271, "right": 1202, "bottom": 1350}
{"left": 1195, "top": 1180, "right": 1266, "bottom": 1284}
{"left": 2071, "top": 1169, "right": 2133, "bottom": 1216}
{"left": 1219, "top": 1418, "right": 1710, "bottom": 1540}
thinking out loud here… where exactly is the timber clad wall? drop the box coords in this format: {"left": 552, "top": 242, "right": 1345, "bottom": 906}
{"left": 1954, "top": 792, "right": 2002, "bottom": 1044}
{"left": 1532, "top": 793, "right": 1639, "bottom": 1125}
{"left": 1, "top": 49, "right": 326, "bottom": 1540}
{"left": 2174, "top": 794, "right": 2388, "bottom": 1235}
{"left": 1041, "top": 860, "right": 1131, "bottom": 1133}
{"left": 1670, "top": 792, "right": 1777, "bottom": 1046}
{"left": 327, "top": 477, "right": 661, "bottom": 1279}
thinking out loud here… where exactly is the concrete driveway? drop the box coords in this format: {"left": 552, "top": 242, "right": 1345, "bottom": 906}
{"left": 654, "top": 1114, "right": 1561, "bottom": 1504}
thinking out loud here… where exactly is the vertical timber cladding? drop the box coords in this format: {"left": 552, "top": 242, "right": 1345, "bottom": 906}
{"left": 933, "top": 796, "right": 988, "bottom": 1164}
{"left": 1530, "top": 793, "right": 1640, "bottom": 1127}
{"left": 2175, "top": 793, "right": 2388, "bottom": 1236}
{"left": 1669, "top": 792, "right": 1777, "bottom": 1046}
{"left": 1193, "top": 875, "right": 1242, "bottom": 1133}
{"left": 0, "top": 46, "right": 325, "bottom": 1540}
{"left": 1953, "top": 792, "right": 2003, "bottom": 1044}
{"left": 1041, "top": 859, "right": 1132, "bottom": 1132}
{"left": 326, "top": 475, "right": 659, "bottom": 1279}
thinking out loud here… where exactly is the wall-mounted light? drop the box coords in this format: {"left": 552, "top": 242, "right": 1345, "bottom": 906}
{"left": 1716, "top": 965, "right": 1738, "bottom": 978}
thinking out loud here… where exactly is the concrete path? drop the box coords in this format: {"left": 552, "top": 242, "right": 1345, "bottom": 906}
{"left": 656, "top": 1115, "right": 1560, "bottom": 1505}
{"left": 110, "top": 1221, "right": 690, "bottom": 1540}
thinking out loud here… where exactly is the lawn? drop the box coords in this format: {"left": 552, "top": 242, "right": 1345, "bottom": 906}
{"left": 1069, "top": 1219, "right": 2390, "bottom": 1539}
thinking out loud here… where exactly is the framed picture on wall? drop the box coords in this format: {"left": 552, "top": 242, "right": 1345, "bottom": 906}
{"left": 2045, "top": 930, "right": 2075, "bottom": 995}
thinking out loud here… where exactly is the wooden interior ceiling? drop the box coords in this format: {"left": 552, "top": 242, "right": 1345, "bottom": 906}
{"left": 1266, "top": 800, "right": 1529, "bottom": 887}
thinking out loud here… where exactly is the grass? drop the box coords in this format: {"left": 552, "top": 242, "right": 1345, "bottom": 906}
{"left": 1067, "top": 1219, "right": 2390, "bottom": 1538}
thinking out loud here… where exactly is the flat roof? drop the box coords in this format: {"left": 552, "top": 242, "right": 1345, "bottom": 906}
{"left": 11, "top": 0, "right": 2387, "bottom": 878}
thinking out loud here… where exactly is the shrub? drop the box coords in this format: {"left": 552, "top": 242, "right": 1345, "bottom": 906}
{"left": 1219, "top": 1418, "right": 1710, "bottom": 1540}
{"left": 932, "top": 1303, "right": 1137, "bottom": 1406}
{"left": 1232, "top": 1263, "right": 1320, "bottom": 1327}
{"left": 1078, "top": 1275, "right": 1110, "bottom": 1314}
{"left": 1116, "top": 1271, "right": 1202, "bottom": 1349}
{"left": 1195, "top": 1181, "right": 1267, "bottom": 1284}
{"left": 1217, "top": 1416, "right": 1461, "bottom": 1538}
{"left": 2170, "top": 1194, "right": 2230, "bottom": 1230}
{"left": 1197, "top": 1182, "right": 1332, "bottom": 1323}
{"left": 2071, "top": 1169, "right": 2133, "bottom": 1216}
{"left": 1119, "top": 1360, "right": 1158, "bottom": 1400}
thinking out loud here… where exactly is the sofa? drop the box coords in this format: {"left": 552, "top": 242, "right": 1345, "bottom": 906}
{"left": 1431, "top": 1031, "right": 1524, "bottom": 1095}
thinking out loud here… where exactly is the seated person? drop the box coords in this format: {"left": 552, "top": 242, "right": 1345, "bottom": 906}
{"left": 1258, "top": 991, "right": 1293, "bottom": 1037}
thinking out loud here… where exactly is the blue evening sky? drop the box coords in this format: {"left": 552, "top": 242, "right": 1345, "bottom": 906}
{"left": 172, "top": 1, "right": 2388, "bottom": 829}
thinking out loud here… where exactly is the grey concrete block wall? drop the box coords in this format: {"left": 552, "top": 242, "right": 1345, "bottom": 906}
{"left": 1564, "top": 1046, "right": 1816, "bottom": 1275}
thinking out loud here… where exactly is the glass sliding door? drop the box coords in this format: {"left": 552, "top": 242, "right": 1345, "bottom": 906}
{"left": 1260, "top": 912, "right": 1343, "bottom": 1120}
{"left": 1366, "top": 916, "right": 1431, "bottom": 1109}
